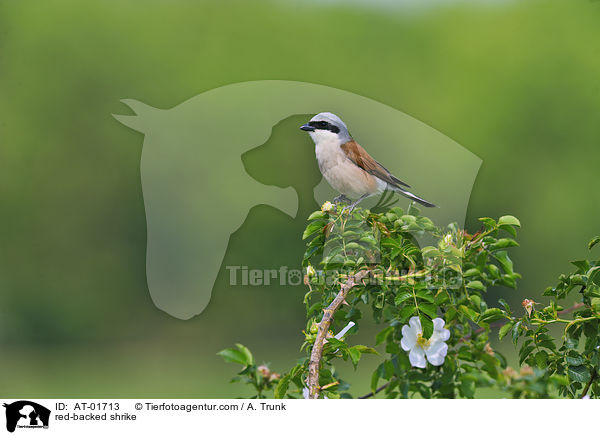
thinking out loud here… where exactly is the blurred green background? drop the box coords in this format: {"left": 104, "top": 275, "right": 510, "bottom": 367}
{"left": 1, "top": 0, "right": 599, "bottom": 398}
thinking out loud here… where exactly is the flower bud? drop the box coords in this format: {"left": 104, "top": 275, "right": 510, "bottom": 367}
{"left": 522, "top": 299, "right": 535, "bottom": 316}
{"left": 321, "top": 201, "right": 334, "bottom": 212}
{"left": 257, "top": 365, "right": 270, "bottom": 378}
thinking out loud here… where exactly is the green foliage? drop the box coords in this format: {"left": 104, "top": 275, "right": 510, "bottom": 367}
{"left": 220, "top": 206, "right": 599, "bottom": 399}
{"left": 502, "top": 235, "right": 600, "bottom": 398}
{"left": 217, "top": 344, "right": 290, "bottom": 399}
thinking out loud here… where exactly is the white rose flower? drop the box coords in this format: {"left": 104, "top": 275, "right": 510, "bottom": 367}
{"left": 401, "top": 316, "right": 450, "bottom": 368}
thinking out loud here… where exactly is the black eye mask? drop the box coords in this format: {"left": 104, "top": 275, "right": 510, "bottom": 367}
{"left": 308, "top": 120, "right": 340, "bottom": 134}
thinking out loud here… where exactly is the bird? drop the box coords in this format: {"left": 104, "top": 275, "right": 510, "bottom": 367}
{"left": 300, "top": 112, "right": 436, "bottom": 211}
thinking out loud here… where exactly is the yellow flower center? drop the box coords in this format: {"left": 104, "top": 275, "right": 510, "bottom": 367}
{"left": 416, "top": 333, "right": 430, "bottom": 349}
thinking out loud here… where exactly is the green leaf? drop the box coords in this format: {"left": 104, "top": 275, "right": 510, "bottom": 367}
{"left": 419, "top": 303, "right": 438, "bottom": 319}
{"left": 478, "top": 217, "right": 497, "bottom": 230}
{"left": 499, "top": 321, "right": 514, "bottom": 340}
{"left": 464, "top": 268, "right": 481, "bottom": 277}
{"left": 498, "top": 215, "right": 521, "bottom": 227}
{"left": 371, "top": 367, "right": 381, "bottom": 393}
{"left": 479, "top": 308, "right": 506, "bottom": 323}
{"left": 498, "top": 298, "right": 512, "bottom": 315}
{"left": 494, "top": 251, "right": 515, "bottom": 275}
{"left": 565, "top": 353, "right": 585, "bottom": 366}
{"left": 460, "top": 378, "right": 476, "bottom": 398}
{"left": 589, "top": 236, "right": 600, "bottom": 250}
{"left": 302, "top": 221, "right": 325, "bottom": 240}
{"left": 588, "top": 266, "right": 600, "bottom": 287}
{"left": 235, "top": 343, "right": 254, "bottom": 365}
{"left": 394, "top": 292, "right": 412, "bottom": 306}
{"left": 274, "top": 372, "right": 291, "bottom": 399}
{"left": 307, "top": 210, "right": 325, "bottom": 221}
{"left": 420, "top": 315, "right": 434, "bottom": 339}
{"left": 421, "top": 246, "right": 440, "bottom": 258}
{"left": 466, "top": 280, "right": 485, "bottom": 291}
{"left": 415, "top": 290, "right": 435, "bottom": 303}
{"left": 459, "top": 305, "right": 478, "bottom": 322}
{"left": 398, "top": 305, "right": 416, "bottom": 322}
{"left": 348, "top": 347, "right": 362, "bottom": 368}
{"left": 512, "top": 321, "right": 522, "bottom": 345}
{"left": 535, "top": 351, "right": 548, "bottom": 369}
{"left": 489, "top": 238, "right": 519, "bottom": 250}
{"left": 217, "top": 344, "right": 254, "bottom": 366}
{"left": 519, "top": 344, "right": 535, "bottom": 364}
{"left": 568, "top": 365, "right": 591, "bottom": 383}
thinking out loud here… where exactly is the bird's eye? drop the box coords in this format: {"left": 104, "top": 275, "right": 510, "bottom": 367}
{"left": 318, "top": 121, "right": 328, "bottom": 127}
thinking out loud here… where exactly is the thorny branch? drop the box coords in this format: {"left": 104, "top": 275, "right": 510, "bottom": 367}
{"left": 307, "top": 269, "right": 370, "bottom": 399}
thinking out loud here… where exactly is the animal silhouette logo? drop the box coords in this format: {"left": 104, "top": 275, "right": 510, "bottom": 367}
{"left": 3, "top": 401, "right": 50, "bottom": 433}
{"left": 114, "top": 80, "right": 481, "bottom": 320}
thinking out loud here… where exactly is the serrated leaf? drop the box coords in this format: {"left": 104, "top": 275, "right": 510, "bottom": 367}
{"left": 420, "top": 315, "right": 434, "bottom": 339}
{"left": 415, "top": 290, "right": 435, "bottom": 303}
{"left": 568, "top": 365, "right": 591, "bottom": 383}
{"left": 535, "top": 351, "right": 548, "bottom": 369}
{"left": 519, "top": 344, "right": 535, "bottom": 364}
{"left": 394, "top": 292, "right": 412, "bottom": 306}
{"left": 565, "top": 354, "right": 585, "bottom": 366}
{"left": 419, "top": 303, "right": 438, "bottom": 319}
{"left": 274, "top": 372, "right": 291, "bottom": 399}
{"left": 398, "top": 305, "right": 416, "bottom": 322}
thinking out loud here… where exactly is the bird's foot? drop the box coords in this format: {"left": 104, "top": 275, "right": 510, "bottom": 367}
{"left": 333, "top": 194, "right": 350, "bottom": 204}
{"left": 333, "top": 194, "right": 350, "bottom": 213}
{"left": 340, "top": 194, "right": 369, "bottom": 215}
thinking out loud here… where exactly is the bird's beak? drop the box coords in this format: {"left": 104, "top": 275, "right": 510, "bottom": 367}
{"left": 300, "top": 123, "right": 314, "bottom": 132}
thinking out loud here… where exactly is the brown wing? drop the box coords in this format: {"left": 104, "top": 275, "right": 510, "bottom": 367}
{"left": 341, "top": 140, "right": 410, "bottom": 189}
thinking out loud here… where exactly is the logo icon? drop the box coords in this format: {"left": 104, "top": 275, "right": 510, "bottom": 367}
{"left": 3, "top": 401, "right": 50, "bottom": 433}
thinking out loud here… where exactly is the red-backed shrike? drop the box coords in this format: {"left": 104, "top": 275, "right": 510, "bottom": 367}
{"left": 300, "top": 112, "right": 436, "bottom": 210}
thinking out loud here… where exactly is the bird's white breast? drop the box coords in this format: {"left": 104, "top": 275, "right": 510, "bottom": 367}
{"left": 310, "top": 131, "right": 378, "bottom": 198}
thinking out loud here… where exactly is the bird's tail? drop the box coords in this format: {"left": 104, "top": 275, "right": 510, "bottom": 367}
{"left": 391, "top": 186, "right": 437, "bottom": 208}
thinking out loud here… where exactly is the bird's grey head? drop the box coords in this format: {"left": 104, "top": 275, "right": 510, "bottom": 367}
{"left": 300, "top": 112, "right": 351, "bottom": 143}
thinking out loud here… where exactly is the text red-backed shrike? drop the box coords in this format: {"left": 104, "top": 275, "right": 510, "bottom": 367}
{"left": 300, "top": 112, "right": 436, "bottom": 210}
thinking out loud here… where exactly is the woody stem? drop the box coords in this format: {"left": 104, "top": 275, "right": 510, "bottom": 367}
{"left": 307, "top": 269, "right": 370, "bottom": 399}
